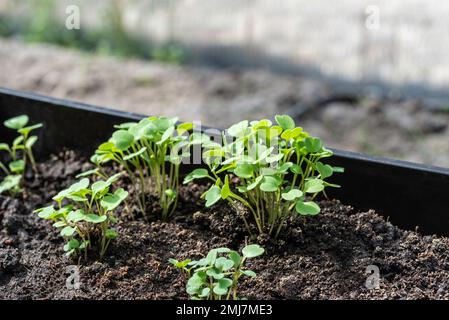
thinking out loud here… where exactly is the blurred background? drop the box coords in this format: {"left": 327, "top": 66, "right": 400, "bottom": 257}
{"left": 0, "top": 0, "right": 448, "bottom": 167}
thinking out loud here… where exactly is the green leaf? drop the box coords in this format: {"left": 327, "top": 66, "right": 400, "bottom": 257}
{"left": 204, "top": 185, "right": 221, "bottom": 207}
{"left": 204, "top": 249, "right": 218, "bottom": 265}
{"left": 234, "top": 163, "right": 253, "bottom": 179}
{"left": 229, "top": 251, "right": 241, "bottom": 268}
{"left": 177, "top": 122, "right": 194, "bottom": 135}
{"left": 281, "top": 189, "right": 303, "bottom": 201}
{"left": 183, "top": 168, "right": 209, "bottom": 184}
{"left": 9, "top": 160, "right": 24, "bottom": 173}
{"left": 206, "top": 268, "right": 225, "bottom": 280}
{"left": 266, "top": 153, "right": 284, "bottom": 163}
{"left": 304, "top": 137, "right": 323, "bottom": 153}
{"left": 123, "top": 147, "right": 147, "bottom": 161}
{"left": 0, "top": 143, "right": 10, "bottom": 151}
{"left": 215, "top": 257, "right": 234, "bottom": 271}
{"left": 67, "top": 209, "right": 86, "bottom": 223}
{"left": 18, "top": 123, "right": 43, "bottom": 135}
{"left": 332, "top": 166, "right": 345, "bottom": 173}
{"left": 275, "top": 114, "right": 295, "bottom": 130}
{"left": 290, "top": 164, "right": 302, "bottom": 174}
{"left": 4, "top": 115, "right": 29, "bottom": 129}
{"left": 242, "top": 270, "right": 257, "bottom": 277}
{"left": 198, "top": 287, "right": 210, "bottom": 298}
{"left": 114, "top": 122, "right": 138, "bottom": 130}
{"left": 316, "top": 162, "right": 333, "bottom": 179}
{"left": 84, "top": 214, "right": 107, "bottom": 224}
{"left": 114, "top": 188, "right": 128, "bottom": 201}
{"left": 25, "top": 136, "right": 38, "bottom": 149}
{"left": 79, "top": 240, "right": 90, "bottom": 250}
{"left": 111, "top": 130, "right": 135, "bottom": 151}
{"left": 165, "top": 189, "right": 177, "bottom": 199}
{"left": 76, "top": 168, "right": 99, "bottom": 179}
{"left": 35, "top": 205, "right": 55, "bottom": 219}
{"left": 281, "top": 127, "right": 305, "bottom": 140}
{"left": 296, "top": 201, "right": 320, "bottom": 215}
{"left": 66, "top": 239, "right": 80, "bottom": 250}
{"left": 220, "top": 176, "right": 232, "bottom": 200}
{"left": 105, "top": 229, "right": 118, "bottom": 239}
{"left": 277, "top": 162, "right": 293, "bottom": 174}
{"left": 60, "top": 226, "right": 76, "bottom": 237}
{"left": 52, "top": 188, "right": 71, "bottom": 203}
{"left": 304, "top": 179, "right": 324, "bottom": 193}
{"left": 153, "top": 116, "right": 178, "bottom": 131}
{"left": 105, "top": 173, "right": 123, "bottom": 186}
{"left": 260, "top": 176, "right": 281, "bottom": 192}
{"left": 242, "top": 244, "right": 265, "bottom": 258}
{"left": 157, "top": 126, "right": 175, "bottom": 145}
{"left": 91, "top": 180, "right": 109, "bottom": 198}
{"left": 246, "top": 175, "right": 263, "bottom": 191}
{"left": 187, "top": 272, "right": 205, "bottom": 289}
{"left": 12, "top": 136, "right": 24, "bottom": 148}
{"left": 219, "top": 278, "right": 234, "bottom": 288}
{"left": 53, "top": 221, "right": 67, "bottom": 228}
{"left": 101, "top": 188, "right": 128, "bottom": 211}
{"left": 70, "top": 178, "right": 90, "bottom": 193}
{"left": 0, "top": 175, "right": 21, "bottom": 194}
{"left": 227, "top": 120, "right": 249, "bottom": 137}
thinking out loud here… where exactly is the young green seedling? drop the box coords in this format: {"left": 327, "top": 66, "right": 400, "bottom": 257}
{"left": 184, "top": 115, "right": 344, "bottom": 237}
{"left": 0, "top": 115, "right": 42, "bottom": 195}
{"left": 87, "top": 116, "right": 199, "bottom": 221}
{"left": 34, "top": 174, "right": 127, "bottom": 259}
{"left": 170, "top": 244, "right": 264, "bottom": 300}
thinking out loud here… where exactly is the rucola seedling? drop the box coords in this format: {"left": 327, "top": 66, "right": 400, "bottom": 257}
{"left": 184, "top": 115, "right": 343, "bottom": 237}
{"left": 170, "top": 244, "right": 264, "bottom": 300}
{"left": 35, "top": 174, "right": 127, "bottom": 259}
{"left": 88, "top": 116, "right": 199, "bottom": 220}
{"left": 0, "top": 115, "right": 42, "bottom": 195}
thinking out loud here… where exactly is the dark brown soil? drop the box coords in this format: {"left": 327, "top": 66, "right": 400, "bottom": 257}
{"left": 0, "top": 151, "right": 448, "bottom": 300}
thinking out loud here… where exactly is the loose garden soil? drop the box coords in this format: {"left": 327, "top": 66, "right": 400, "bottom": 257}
{"left": 0, "top": 150, "right": 448, "bottom": 300}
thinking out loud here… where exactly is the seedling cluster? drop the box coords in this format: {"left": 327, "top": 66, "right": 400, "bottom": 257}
{"left": 89, "top": 116, "right": 198, "bottom": 220}
{"left": 35, "top": 174, "right": 127, "bottom": 259}
{"left": 170, "top": 244, "right": 264, "bottom": 300}
{"left": 3, "top": 112, "right": 343, "bottom": 299}
{"left": 184, "top": 115, "right": 343, "bottom": 237}
{"left": 0, "top": 115, "right": 42, "bottom": 195}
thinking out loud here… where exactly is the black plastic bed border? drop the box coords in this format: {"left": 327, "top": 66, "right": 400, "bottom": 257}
{"left": 1, "top": 86, "right": 448, "bottom": 236}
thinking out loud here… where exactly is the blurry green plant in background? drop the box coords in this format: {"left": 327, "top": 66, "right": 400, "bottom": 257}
{"left": 0, "top": 0, "right": 187, "bottom": 64}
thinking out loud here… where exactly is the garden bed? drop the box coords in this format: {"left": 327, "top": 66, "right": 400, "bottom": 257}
{"left": 1, "top": 88, "right": 449, "bottom": 300}
{"left": 1, "top": 150, "right": 448, "bottom": 300}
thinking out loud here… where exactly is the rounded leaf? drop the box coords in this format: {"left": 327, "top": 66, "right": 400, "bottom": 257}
{"left": 105, "top": 229, "right": 118, "bottom": 239}
{"left": 4, "top": 115, "right": 29, "bottom": 129}
{"left": 242, "top": 244, "right": 265, "bottom": 258}
{"left": 227, "top": 120, "right": 249, "bottom": 137}
{"left": 275, "top": 114, "right": 295, "bottom": 130}
{"left": 111, "top": 130, "right": 135, "bottom": 151}
{"left": 183, "top": 168, "right": 209, "bottom": 184}
{"left": 234, "top": 163, "right": 254, "bottom": 179}
{"left": 260, "top": 176, "right": 281, "bottom": 192}
{"left": 204, "top": 185, "right": 221, "bottom": 207}
{"left": 281, "top": 189, "right": 303, "bottom": 201}
{"left": 35, "top": 205, "right": 55, "bottom": 219}
{"left": 304, "top": 179, "right": 324, "bottom": 193}
{"left": 60, "top": 226, "right": 76, "bottom": 237}
{"left": 84, "top": 214, "right": 107, "bottom": 223}
{"left": 316, "top": 162, "right": 333, "bottom": 179}
{"left": 242, "top": 270, "right": 257, "bottom": 277}
{"left": 296, "top": 201, "right": 320, "bottom": 215}
{"left": 9, "top": 160, "right": 25, "bottom": 173}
